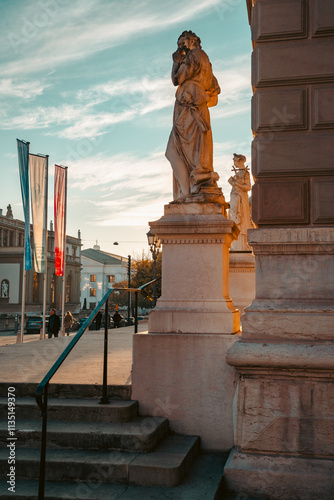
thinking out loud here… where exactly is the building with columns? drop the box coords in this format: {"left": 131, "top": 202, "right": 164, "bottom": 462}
{"left": 0, "top": 206, "right": 81, "bottom": 316}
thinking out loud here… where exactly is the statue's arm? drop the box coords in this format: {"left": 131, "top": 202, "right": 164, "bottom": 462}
{"left": 235, "top": 174, "right": 251, "bottom": 191}
{"left": 172, "top": 50, "right": 198, "bottom": 86}
{"left": 207, "top": 74, "right": 220, "bottom": 108}
{"left": 171, "top": 50, "right": 184, "bottom": 86}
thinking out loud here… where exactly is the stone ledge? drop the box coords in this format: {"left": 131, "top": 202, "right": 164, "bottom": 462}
{"left": 224, "top": 448, "right": 334, "bottom": 500}
{"left": 226, "top": 340, "right": 334, "bottom": 371}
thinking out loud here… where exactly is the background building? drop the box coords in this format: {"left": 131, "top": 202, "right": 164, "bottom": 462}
{"left": 81, "top": 243, "right": 127, "bottom": 310}
{"left": 0, "top": 205, "right": 81, "bottom": 317}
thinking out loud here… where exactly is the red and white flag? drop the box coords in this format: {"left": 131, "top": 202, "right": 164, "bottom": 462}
{"left": 54, "top": 165, "right": 66, "bottom": 276}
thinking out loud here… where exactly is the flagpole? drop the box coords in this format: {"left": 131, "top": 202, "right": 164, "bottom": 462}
{"left": 42, "top": 155, "right": 49, "bottom": 340}
{"left": 19, "top": 141, "right": 30, "bottom": 344}
{"left": 60, "top": 167, "right": 68, "bottom": 336}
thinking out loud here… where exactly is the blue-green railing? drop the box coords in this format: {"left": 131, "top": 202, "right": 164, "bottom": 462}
{"left": 35, "top": 278, "right": 159, "bottom": 499}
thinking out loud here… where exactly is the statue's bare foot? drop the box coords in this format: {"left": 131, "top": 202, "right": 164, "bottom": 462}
{"left": 171, "top": 193, "right": 189, "bottom": 204}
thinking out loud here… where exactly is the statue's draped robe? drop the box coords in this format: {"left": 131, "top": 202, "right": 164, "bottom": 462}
{"left": 166, "top": 48, "right": 220, "bottom": 198}
{"left": 229, "top": 170, "right": 255, "bottom": 250}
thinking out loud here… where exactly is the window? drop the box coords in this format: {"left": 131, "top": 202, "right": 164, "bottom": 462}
{"left": 107, "top": 275, "right": 115, "bottom": 283}
{"left": 90, "top": 275, "right": 96, "bottom": 282}
{"left": 66, "top": 274, "right": 71, "bottom": 303}
{"left": 90, "top": 288, "right": 96, "bottom": 297}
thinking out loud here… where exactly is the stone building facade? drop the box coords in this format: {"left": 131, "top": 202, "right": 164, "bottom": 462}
{"left": 0, "top": 207, "right": 81, "bottom": 316}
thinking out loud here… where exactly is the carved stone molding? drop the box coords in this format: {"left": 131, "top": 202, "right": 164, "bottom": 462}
{"left": 252, "top": 87, "right": 308, "bottom": 133}
{"left": 159, "top": 237, "right": 229, "bottom": 245}
{"left": 252, "top": 178, "right": 309, "bottom": 225}
{"left": 252, "top": 132, "right": 334, "bottom": 177}
{"left": 311, "top": 0, "right": 334, "bottom": 37}
{"left": 247, "top": 227, "right": 334, "bottom": 254}
{"left": 312, "top": 86, "right": 334, "bottom": 130}
{"left": 311, "top": 177, "right": 334, "bottom": 224}
{"left": 253, "top": 40, "right": 334, "bottom": 87}
{"left": 253, "top": 0, "right": 307, "bottom": 43}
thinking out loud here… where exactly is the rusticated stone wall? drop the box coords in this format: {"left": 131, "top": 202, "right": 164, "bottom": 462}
{"left": 249, "top": 0, "right": 334, "bottom": 227}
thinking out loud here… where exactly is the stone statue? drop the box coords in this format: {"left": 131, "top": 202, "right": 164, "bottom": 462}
{"left": 166, "top": 30, "right": 221, "bottom": 202}
{"left": 1, "top": 281, "right": 9, "bottom": 298}
{"left": 228, "top": 154, "right": 255, "bottom": 251}
{"left": 6, "top": 204, "right": 13, "bottom": 218}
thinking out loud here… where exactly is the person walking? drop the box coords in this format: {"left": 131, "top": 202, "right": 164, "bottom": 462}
{"left": 113, "top": 310, "right": 122, "bottom": 328}
{"left": 48, "top": 308, "right": 60, "bottom": 338}
{"left": 95, "top": 310, "right": 102, "bottom": 330}
{"left": 64, "top": 311, "right": 74, "bottom": 336}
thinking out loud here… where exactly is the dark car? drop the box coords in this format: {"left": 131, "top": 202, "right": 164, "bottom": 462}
{"left": 25, "top": 316, "right": 43, "bottom": 334}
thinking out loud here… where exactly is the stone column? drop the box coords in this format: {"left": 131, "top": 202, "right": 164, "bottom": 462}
{"left": 224, "top": 1, "right": 334, "bottom": 498}
{"left": 132, "top": 198, "right": 241, "bottom": 450}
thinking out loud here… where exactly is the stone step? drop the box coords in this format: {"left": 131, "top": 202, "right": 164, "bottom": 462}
{"left": 0, "top": 435, "right": 199, "bottom": 487}
{"left": 0, "top": 453, "right": 226, "bottom": 499}
{"left": 0, "top": 382, "right": 131, "bottom": 400}
{"left": 0, "top": 396, "right": 138, "bottom": 423}
{"left": 0, "top": 416, "right": 169, "bottom": 452}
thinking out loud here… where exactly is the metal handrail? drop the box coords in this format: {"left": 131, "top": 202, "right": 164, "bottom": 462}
{"left": 35, "top": 277, "right": 160, "bottom": 499}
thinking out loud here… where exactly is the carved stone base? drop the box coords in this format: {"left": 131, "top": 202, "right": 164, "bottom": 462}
{"left": 229, "top": 250, "right": 255, "bottom": 316}
{"left": 225, "top": 226, "right": 334, "bottom": 499}
{"left": 148, "top": 201, "right": 240, "bottom": 334}
{"left": 242, "top": 227, "right": 334, "bottom": 340}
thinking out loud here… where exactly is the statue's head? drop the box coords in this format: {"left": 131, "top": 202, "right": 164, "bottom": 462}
{"left": 177, "top": 30, "right": 202, "bottom": 52}
{"left": 233, "top": 153, "right": 247, "bottom": 169}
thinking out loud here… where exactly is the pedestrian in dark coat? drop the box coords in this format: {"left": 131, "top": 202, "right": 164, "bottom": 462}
{"left": 113, "top": 311, "right": 122, "bottom": 328}
{"left": 95, "top": 310, "right": 102, "bottom": 330}
{"left": 48, "top": 308, "right": 60, "bottom": 338}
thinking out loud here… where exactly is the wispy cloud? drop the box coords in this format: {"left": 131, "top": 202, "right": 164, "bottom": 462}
{"left": 2, "top": 0, "right": 224, "bottom": 77}
{"left": 0, "top": 75, "right": 175, "bottom": 138}
{"left": 0, "top": 78, "right": 49, "bottom": 99}
{"left": 65, "top": 150, "right": 172, "bottom": 227}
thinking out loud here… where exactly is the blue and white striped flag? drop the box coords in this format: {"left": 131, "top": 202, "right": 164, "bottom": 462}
{"left": 17, "top": 139, "right": 32, "bottom": 271}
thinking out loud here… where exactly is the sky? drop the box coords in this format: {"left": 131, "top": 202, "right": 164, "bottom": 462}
{"left": 0, "top": 0, "right": 253, "bottom": 259}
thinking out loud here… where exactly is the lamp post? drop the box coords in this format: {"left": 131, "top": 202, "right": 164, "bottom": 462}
{"left": 146, "top": 230, "right": 161, "bottom": 308}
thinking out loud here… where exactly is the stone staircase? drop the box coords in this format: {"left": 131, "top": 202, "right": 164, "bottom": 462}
{"left": 0, "top": 383, "right": 227, "bottom": 499}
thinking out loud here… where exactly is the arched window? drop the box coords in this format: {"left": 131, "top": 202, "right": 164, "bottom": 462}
{"left": 1, "top": 279, "right": 9, "bottom": 299}
{"left": 66, "top": 273, "right": 71, "bottom": 303}
{"left": 33, "top": 273, "right": 39, "bottom": 303}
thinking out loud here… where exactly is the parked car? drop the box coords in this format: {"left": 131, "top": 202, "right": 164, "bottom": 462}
{"left": 25, "top": 316, "right": 43, "bottom": 334}
{"left": 72, "top": 317, "right": 95, "bottom": 331}
{"left": 117, "top": 315, "right": 134, "bottom": 327}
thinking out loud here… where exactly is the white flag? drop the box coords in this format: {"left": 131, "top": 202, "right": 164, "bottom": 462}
{"left": 29, "top": 154, "right": 47, "bottom": 273}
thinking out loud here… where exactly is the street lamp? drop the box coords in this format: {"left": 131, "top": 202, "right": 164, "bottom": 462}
{"left": 146, "top": 230, "right": 161, "bottom": 308}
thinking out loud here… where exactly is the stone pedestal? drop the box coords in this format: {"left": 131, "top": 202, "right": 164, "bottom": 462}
{"left": 229, "top": 251, "right": 255, "bottom": 317}
{"left": 132, "top": 332, "right": 240, "bottom": 451}
{"left": 224, "top": 227, "right": 334, "bottom": 499}
{"left": 148, "top": 201, "right": 240, "bottom": 334}
{"left": 132, "top": 199, "right": 241, "bottom": 450}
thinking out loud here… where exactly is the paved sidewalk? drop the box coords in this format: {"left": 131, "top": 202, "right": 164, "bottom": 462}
{"left": 0, "top": 322, "right": 148, "bottom": 385}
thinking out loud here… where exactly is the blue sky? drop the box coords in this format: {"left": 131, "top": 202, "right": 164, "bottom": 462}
{"left": 0, "top": 0, "right": 252, "bottom": 258}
